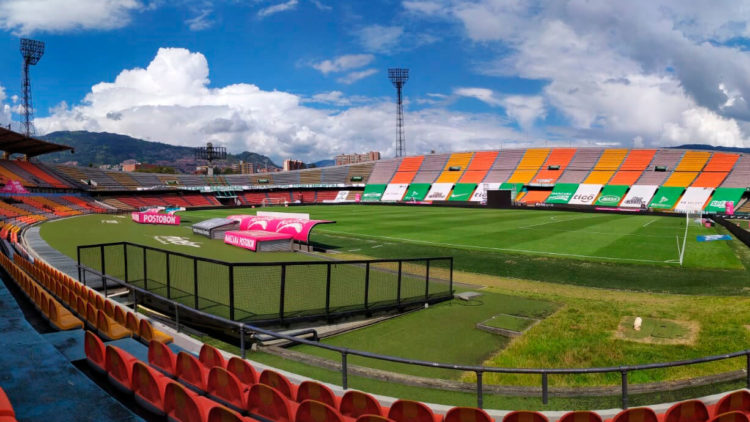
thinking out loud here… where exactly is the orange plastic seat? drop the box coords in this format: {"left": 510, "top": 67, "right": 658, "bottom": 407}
{"left": 207, "top": 367, "right": 248, "bottom": 412}
{"left": 177, "top": 351, "right": 210, "bottom": 393}
{"left": 97, "top": 309, "right": 131, "bottom": 340}
{"left": 246, "top": 383, "right": 297, "bottom": 422}
{"left": 126, "top": 311, "right": 140, "bottom": 336}
{"left": 611, "top": 408, "right": 658, "bottom": 422}
{"left": 259, "top": 369, "right": 298, "bottom": 401}
{"left": 200, "top": 344, "right": 226, "bottom": 369}
{"left": 104, "top": 300, "right": 116, "bottom": 318}
{"left": 297, "top": 380, "right": 339, "bottom": 408}
{"left": 708, "top": 412, "right": 750, "bottom": 422}
{"left": 85, "top": 303, "right": 98, "bottom": 327}
{"left": 132, "top": 361, "right": 171, "bottom": 416}
{"left": 0, "top": 386, "right": 15, "bottom": 417}
{"left": 226, "top": 357, "right": 258, "bottom": 387}
{"left": 665, "top": 400, "right": 710, "bottom": 422}
{"left": 445, "top": 407, "right": 494, "bottom": 422}
{"left": 48, "top": 300, "right": 83, "bottom": 331}
{"left": 502, "top": 411, "right": 548, "bottom": 422}
{"left": 557, "top": 411, "right": 601, "bottom": 422}
{"left": 208, "top": 406, "right": 245, "bottom": 422}
{"left": 340, "top": 390, "right": 385, "bottom": 418}
{"left": 388, "top": 400, "right": 443, "bottom": 422}
{"left": 114, "top": 306, "right": 127, "bottom": 326}
{"left": 164, "top": 381, "right": 216, "bottom": 422}
{"left": 76, "top": 296, "right": 87, "bottom": 317}
{"left": 105, "top": 345, "right": 138, "bottom": 393}
{"left": 714, "top": 391, "right": 750, "bottom": 417}
{"left": 149, "top": 340, "right": 178, "bottom": 377}
{"left": 140, "top": 319, "right": 173, "bottom": 344}
{"left": 297, "top": 400, "right": 344, "bottom": 422}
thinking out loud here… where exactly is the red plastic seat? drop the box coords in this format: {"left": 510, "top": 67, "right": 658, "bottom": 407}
{"left": 260, "top": 369, "right": 298, "bottom": 401}
{"left": 246, "top": 383, "right": 298, "bottom": 422}
{"left": 714, "top": 391, "right": 750, "bottom": 417}
{"left": 164, "top": 382, "right": 216, "bottom": 422}
{"left": 708, "top": 412, "right": 750, "bottom": 422}
{"left": 226, "top": 357, "right": 258, "bottom": 387}
{"left": 297, "top": 380, "right": 340, "bottom": 409}
{"left": 0, "top": 387, "right": 14, "bottom": 417}
{"left": 113, "top": 306, "right": 127, "bottom": 326}
{"left": 665, "top": 400, "right": 710, "bottom": 422}
{"left": 208, "top": 406, "right": 244, "bottom": 422}
{"left": 388, "top": 400, "right": 443, "bottom": 422}
{"left": 132, "top": 361, "right": 171, "bottom": 416}
{"left": 177, "top": 351, "right": 210, "bottom": 393}
{"left": 86, "top": 302, "right": 98, "bottom": 326}
{"left": 297, "top": 400, "right": 344, "bottom": 422}
{"left": 445, "top": 407, "right": 494, "bottom": 422}
{"left": 149, "top": 340, "right": 178, "bottom": 377}
{"left": 126, "top": 312, "right": 140, "bottom": 337}
{"left": 557, "top": 411, "right": 602, "bottom": 422}
{"left": 105, "top": 345, "right": 138, "bottom": 393}
{"left": 104, "top": 300, "right": 116, "bottom": 318}
{"left": 340, "top": 390, "right": 385, "bottom": 419}
{"left": 200, "top": 344, "right": 226, "bottom": 369}
{"left": 357, "top": 416, "right": 396, "bottom": 422}
{"left": 611, "top": 408, "right": 658, "bottom": 422}
{"left": 207, "top": 367, "right": 248, "bottom": 412}
{"left": 84, "top": 330, "right": 106, "bottom": 374}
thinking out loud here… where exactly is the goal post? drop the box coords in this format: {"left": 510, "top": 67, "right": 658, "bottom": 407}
{"left": 261, "top": 198, "right": 286, "bottom": 207}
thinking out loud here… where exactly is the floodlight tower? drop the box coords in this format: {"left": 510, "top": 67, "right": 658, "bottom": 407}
{"left": 388, "top": 68, "right": 409, "bottom": 158}
{"left": 195, "top": 141, "right": 227, "bottom": 176}
{"left": 19, "top": 38, "right": 45, "bottom": 138}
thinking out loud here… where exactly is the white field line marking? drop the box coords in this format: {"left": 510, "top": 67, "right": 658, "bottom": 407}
{"left": 518, "top": 215, "right": 591, "bottom": 229}
{"left": 642, "top": 219, "right": 657, "bottom": 227}
{"left": 317, "top": 230, "right": 675, "bottom": 264}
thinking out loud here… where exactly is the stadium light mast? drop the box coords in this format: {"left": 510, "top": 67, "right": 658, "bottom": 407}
{"left": 195, "top": 141, "right": 227, "bottom": 176}
{"left": 388, "top": 68, "right": 409, "bottom": 158}
{"left": 19, "top": 38, "right": 45, "bottom": 139}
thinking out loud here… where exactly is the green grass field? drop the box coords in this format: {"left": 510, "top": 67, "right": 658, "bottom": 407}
{"left": 37, "top": 205, "right": 750, "bottom": 399}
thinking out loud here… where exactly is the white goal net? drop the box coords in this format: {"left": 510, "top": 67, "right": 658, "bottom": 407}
{"left": 261, "top": 198, "right": 287, "bottom": 207}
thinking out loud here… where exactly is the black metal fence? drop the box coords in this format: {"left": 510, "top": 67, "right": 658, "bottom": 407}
{"left": 77, "top": 242, "right": 453, "bottom": 325}
{"left": 713, "top": 216, "right": 750, "bottom": 248}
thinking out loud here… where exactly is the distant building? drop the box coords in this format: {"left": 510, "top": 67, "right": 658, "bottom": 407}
{"left": 121, "top": 159, "right": 139, "bottom": 172}
{"left": 335, "top": 151, "right": 381, "bottom": 166}
{"left": 238, "top": 161, "right": 254, "bottom": 174}
{"left": 283, "top": 159, "right": 305, "bottom": 171}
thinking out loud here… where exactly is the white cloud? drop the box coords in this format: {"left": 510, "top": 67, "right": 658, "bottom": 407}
{"left": 454, "top": 87, "right": 502, "bottom": 107}
{"left": 0, "top": 85, "right": 11, "bottom": 127}
{"left": 311, "top": 54, "right": 374, "bottom": 75}
{"left": 257, "top": 0, "right": 298, "bottom": 18}
{"left": 357, "top": 25, "right": 404, "bottom": 53}
{"left": 309, "top": 0, "right": 331, "bottom": 11}
{"left": 405, "top": 0, "right": 750, "bottom": 147}
{"left": 185, "top": 8, "right": 213, "bottom": 31}
{"left": 337, "top": 69, "right": 378, "bottom": 85}
{"left": 455, "top": 87, "right": 545, "bottom": 129}
{"left": 36, "top": 48, "right": 535, "bottom": 161}
{"left": 0, "top": 0, "right": 143, "bottom": 34}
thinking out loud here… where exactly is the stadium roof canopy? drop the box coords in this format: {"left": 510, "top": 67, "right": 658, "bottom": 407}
{"left": 0, "top": 127, "right": 73, "bottom": 157}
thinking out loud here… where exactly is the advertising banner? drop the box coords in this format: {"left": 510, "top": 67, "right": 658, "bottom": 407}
{"left": 545, "top": 183, "right": 579, "bottom": 204}
{"left": 469, "top": 183, "right": 501, "bottom": 202}
{"left": 449, "top": 183, "right": 477, "bottom": 201}
{"left": 674, "top": 187, "right": 713, "bottom": 213}
{"left": 424, "top": 183, "right": 454, "bottom": 201}
{"left": 131, "top": 212, "right": 181, "bottom": 225}
{"left": 362, "top": 184, "right": 387, "bottom": 201}
{"left": 568, "top": 184, "right": 603, "bottom": 205}
{"left": 0, "top": 180, "right": 30, "bottom": 194}
{"left": 594, "top": 185, "right": 629, "bottom": 206}
{"left": 648, "top": 186, "right": 685, "bottom": 209}
{"left": 238, "top": 216, "right": 332, "bottom": 242}
{"left": 334, "top": 191, "right": 349, "bottom": 202}
{"left": 704, "top": 188, "right": 745, "bottom": 213}
{"left": 403, "top": 183, "right": 431, "bottom": 201}
{"left": 223, "top": 230, "right": 294, "bottom": 251}
{"left": 620, "top": 185, "right": 658, "bottom": 208}
{"left": 381, "top": 184, "right": 410, "bottom": 201}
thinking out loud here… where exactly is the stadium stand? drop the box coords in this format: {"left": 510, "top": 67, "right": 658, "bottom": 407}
{"left": 347, "top": 162, "right": 375, "bottom": 184}
{"left": 391, "top": 156, "right": 425, "bottom": 184}
{"left": 721, "top": 155, "right": 750, "bottom": 188}
{"left": 321, "top": 165, "right": 350, "bottom": 184}
{"left": 507, "top": 149, "right": 550, "bottom": 184}
{"left": 315, "top": 190, "right": 339, "bottom": 202}
{"left": 459, "top": 151, "right": 499, "bottom": 184}
{"left": 530, "top": 148, "right": 577, "bottom": 185}
{"left": 608, "top": 149, "right": 657, "bottom": 186}
{"left": 675, "top": 151, "right": 712, "bottom": 172}
{"left": 583, "top": 149, "right": 628, "bottom": 185}
{"left": 299, "top": 168, "right": 322, "bottom": 184}
{"left": 484, "top": 149, "right": 525, "bottom": 184}
{"left": 368, "top": 159, "right": 402, "bottom": 184}
{"left": 412, "top": 153, "right": 451, "bottom": 184}
{"left": 517, "top": 190, "right": 550, "bottom": 204}
{"left": 435, "top": 152, "right": 474, "bottom": 183}
{"left": 664, "top": 171, "right": 699, "bottom": 187}
{"left": 557, "top": 149, "right": 603, "bottom": 184}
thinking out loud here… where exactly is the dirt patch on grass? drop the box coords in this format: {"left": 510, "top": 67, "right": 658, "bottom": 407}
{"left": 614, "top": 317, "right": 699, "bottom": 345}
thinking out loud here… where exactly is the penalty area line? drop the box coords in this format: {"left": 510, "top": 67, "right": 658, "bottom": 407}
{"left": 316, "top": 230, "right": 677, "bottom": 265}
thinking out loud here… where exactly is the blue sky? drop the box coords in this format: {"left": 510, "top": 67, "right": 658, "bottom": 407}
{"left": 0, "top": 1, "right": 749, "bottom": 162}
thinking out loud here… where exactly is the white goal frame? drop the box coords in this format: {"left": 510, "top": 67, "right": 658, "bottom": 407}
{"left": 261, "top": 198, "right": 287, "bottom": 207}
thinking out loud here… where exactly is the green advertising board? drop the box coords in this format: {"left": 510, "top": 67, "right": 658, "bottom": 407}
{"left": 449, "top": 183, "right": 478, "bottom": 201}
{"left": 648, "top": 186, "right": 685, "bottom": 209}
{"left": 545, "top": 183, "right": 579, "bottom": 204}
{"left": 594, "top": 185, "right": 629, "bottom": 206}
{"left": 362, "top": 184, "right": 387, "bottom": 201}
{"left": 402, "top": 183, "right": 431, "bottom": 201}
{"left": 704, "top": 188, "right": 745, "bottom": 212}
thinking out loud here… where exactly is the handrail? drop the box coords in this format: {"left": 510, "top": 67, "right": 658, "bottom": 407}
{"left": 77, "top": 263, "right": 750, "bottom": 411}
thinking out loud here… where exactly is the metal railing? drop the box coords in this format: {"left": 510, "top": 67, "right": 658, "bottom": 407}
{"left": 78, "top": 263, "right": 750, "bottom": 410}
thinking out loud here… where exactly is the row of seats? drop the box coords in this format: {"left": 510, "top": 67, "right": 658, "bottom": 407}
{"left": 12, "top": 253, "right": 173, "bottom": 344}
{"left": 0, "top": 386, "right": 17, "bottom": 422}
{"left": 0, "top": 252, "right": 83, "bottom": 331}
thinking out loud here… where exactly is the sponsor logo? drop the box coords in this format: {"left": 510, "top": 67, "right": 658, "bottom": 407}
{"left": 225, "top": 234, "right": 256, "bottom": 250}
{"left": 657, "top": 195, "right": 669, "bottom": 203}
{"left": 154, "top": 236, "right": 201, "bottom": 248}
{"left": 142, "top": 214, "right": 178, "bottom": 224}
{"left": 624, "top": 196, "right": 644, "bottom": 205}
{"left": 276, "top": 221, "right": 304, "bottom": 234}
{"left": 572, "top": 193, "right": 596, "bottom": 202}
{"left": 598, "top": 195, "right": 621, "bottom": 203}
{"left": 548, "top": 192, "right": 572, "bottom": 201}
{"left": 709, "top": 200, "right": 727, "bottom": 208}
{"left": 427, "top": 191, "right": 447, "bottom": 199}
{"left": 102, "top": 220, "right": 119, "bottom": 224}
